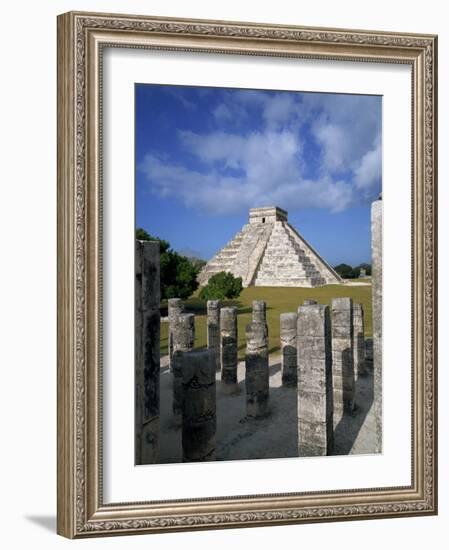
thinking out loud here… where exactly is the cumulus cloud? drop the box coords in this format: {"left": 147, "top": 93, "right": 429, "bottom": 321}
{"left": 353, "top": 140, "right": 382, "bottom": 193}
{"left": 139, "top": 89, "right": 381, "bottom": 215}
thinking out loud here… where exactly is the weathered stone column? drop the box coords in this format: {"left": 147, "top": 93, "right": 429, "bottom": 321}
{"left": 172, "top": 313, "right": 195, "bottom": 420}
{"left": 181, "top": 350, "right": 216, "bottom": 462}
{"left": 371, "top": 196, "right": 383, "bottom": 453}
{"left": 331, "top": 297, "right": 354, "bottom": 425}
{"left": 252, "top": 300, "right": 267, "bottom": 325}
{"left": 280, "top": 312, "right": 298, "bottom": 387}
{"left": 135, "top": 240, "right": 160, "bottom": 464}
{"left": 220, "top": 307, "right": 238, "bottom": 394}
{"left": 168, "top": 298, "right": 184, "bottom": 371}
{"left": 297, "top": 304, "right": 333, "bottom": 456}
{"left": 245, "top": 322, "right": 269, "bottom": 417}
{"left": 364, "top": 338, "right": 374, "bottom": 372}
{"left": 352, "top": 303, "right": 366, "bottom": 380}
{"left": 303, "top": 299, "right": 318, "bottom": 306}
{"left": 207, "top": 300, "right": 221, "bottom": 372}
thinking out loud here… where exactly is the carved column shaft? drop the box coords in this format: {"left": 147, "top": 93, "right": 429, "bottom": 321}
{"left": 331, "top": 297, "right": 355, "bottom": 425}
{"left": 172, "top": 313, "right": 195, "bottom": 420}
{"left": 182, "top": 350, "right": 216, "bottom": 462}
{"left": 297, "top": 304, "right": 333, "bottom": 456}
{"left": 207, "top": 300, "right": 221, "bottom": 372}
{"left": 245, "top": 322, "right": 269, "bottom": 417}
{"left": 168, "top": 298, "right": 184, "bottom": 371}
{"left": 371, "top": 198, "right": 383, "bottom": 453}
{"left": 220, "top": 307, "right": 238, "bottom": 394}
{"left": 280, "top": 312, "right": 297, "bottom": 387}
{"left": 135, "top": 240, "right": 160, "bottom": 464}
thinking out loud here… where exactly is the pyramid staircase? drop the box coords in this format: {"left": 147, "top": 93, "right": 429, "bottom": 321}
{"left": 198, "top": 207, "right": 342, "bottom": 288}
{"left": 253, "top": 222, "right": 327, "bottom": 287}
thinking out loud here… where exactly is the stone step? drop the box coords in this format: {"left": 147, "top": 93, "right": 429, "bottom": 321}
{"left": 258, "top": 259, "right": 319, "bottom": 272}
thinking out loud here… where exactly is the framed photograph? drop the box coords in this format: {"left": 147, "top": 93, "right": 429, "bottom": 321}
{"left": 57, "top": 11, "right": 437, "bottom": 538}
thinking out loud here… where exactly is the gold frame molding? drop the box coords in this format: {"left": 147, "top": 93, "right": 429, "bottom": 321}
{"left": 57, "top": 11, "right": 438, "bottom": 538}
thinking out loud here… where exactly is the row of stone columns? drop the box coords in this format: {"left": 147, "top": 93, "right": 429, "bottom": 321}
{"left": 166, "top": 294, "right": 368, "bottom": 460}
{"left": 137, "top": 229, "right": 378, "bottom": 463}
{"left": 168, "top": 299, "right": 272, "bottom": 462}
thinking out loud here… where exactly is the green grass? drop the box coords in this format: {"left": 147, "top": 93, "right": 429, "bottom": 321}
{"left": 160, "top": 284, "right": 372, "bottom": 360}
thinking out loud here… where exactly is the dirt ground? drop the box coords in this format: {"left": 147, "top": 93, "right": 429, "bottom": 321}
{"left": 158, "top": 354, "right": 376, "bottom": 463}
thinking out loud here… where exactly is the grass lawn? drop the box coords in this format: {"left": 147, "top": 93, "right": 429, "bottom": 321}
{"left": 160, "top": 284, "right": 372, "bottom": 360}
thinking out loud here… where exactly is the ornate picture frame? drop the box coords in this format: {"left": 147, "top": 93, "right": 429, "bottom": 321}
{"left": 57, "top": 11, "right": 437, "bottom": 538}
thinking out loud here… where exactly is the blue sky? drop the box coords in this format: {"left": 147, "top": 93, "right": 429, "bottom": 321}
{"left": 135, "top": 84, "right": 381, "bottom": 266}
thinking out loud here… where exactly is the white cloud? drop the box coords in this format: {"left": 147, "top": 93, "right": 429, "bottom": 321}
{"left": 139, "top": 90, "right": 381, "bottom": 215}
{"left": 212, "top": 103, "right": 232, "bottom": 122}
{"left": 353, "top": 140, "right": 382, "bottom": 192}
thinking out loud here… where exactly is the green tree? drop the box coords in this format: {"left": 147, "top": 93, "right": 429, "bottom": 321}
{"left": 334, "top": 263, "right": 356, "bottom": 279}
{"left": 199, "top": 271, "right": 243, "bottom": 300}
{"left": 136, "top": 228, "right": 199, "bottom": 300}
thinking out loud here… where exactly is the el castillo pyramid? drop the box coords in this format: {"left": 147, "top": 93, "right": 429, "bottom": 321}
{"left": 198, "top": 207, "right": 342, "bottom": 288}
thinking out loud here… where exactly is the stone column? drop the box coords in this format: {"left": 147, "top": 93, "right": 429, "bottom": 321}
{"left": 207, "top": 300, "right": 221, "bottom": 372}
{"left": 245, "top": 322, "right": 269, "bottom": 417}
{"left": 172, "top": 313, "right": 195, "bottom": 420}
{"left": 371, "top": 197, "right": 383, "bottom": 453}
{"left": 220, "top": 307, "right": 238, "bottom": 394}
{"left": 331, "top": 297, "right": 354, "bottom": 425}
{"left": 303, "top": 299, "right": 318, "bottom": 306}
{"left": 181, "top": 350, "right": 216, "bottom": 462}
{"left": 135, "top": 240, "right": 160, "bottom": 464}
{"left": 352, "top": 303, "right": 366, "bottom": 380}
{"left": 168, "top": 298, "right": 184, "bottom": 371}
{"left": 364, "top": 338, "right": 374, "bottom": 372}
{"left": 280, "top": 312, "right": 298, "bottom": 387}
{"left": 297, "top": 304, "right": 333, "bottom": 456}
{"left": 252, "top": 300, "right": 267, "bottom": 325}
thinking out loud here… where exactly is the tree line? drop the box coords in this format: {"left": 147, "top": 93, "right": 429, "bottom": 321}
{"left": 333, "top": 263, "right": 371, "bottom": 279}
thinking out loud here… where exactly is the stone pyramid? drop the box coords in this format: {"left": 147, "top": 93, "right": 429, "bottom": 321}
{"left": 198, "top": 207, "right": 342, "bottom": 288}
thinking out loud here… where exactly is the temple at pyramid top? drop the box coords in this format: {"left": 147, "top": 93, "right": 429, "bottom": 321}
{"left": 249, "top": 206, "right": 288, "bottom": 224}
{"left": 198, "top": 206, "right": 342, "bottom": 288}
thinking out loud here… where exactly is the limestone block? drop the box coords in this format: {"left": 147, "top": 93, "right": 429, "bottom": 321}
{"left": 220, "top": 307, "right": 238, "bottom": 394}
{"left": 135, "top": 240, "right": 160, "bottom": 464}
{"left": 207, "top": 300, "right": 221, "bottom": 371}
{"left": 252, "top": 300, "right": 267, "bottom": 324}
{"left": 297, "top": 304, "right": 333, "bottom": 456}
{"left": 245, "top": 322, "right": 269, "bottom": 417}
{"left": 371, "top": 198, "right": 383, "bottom": 452}
{"left": 280, "top": 312, "right": 298, "bottom": 387}
{"left": 353, "top": 303, "right": 366, "bottom": 379}
{"left": 172, "top": 313, "right": 195, "bottom": 420}
{"left": 168, "top": 298, "right": 184, "bottom": 371}
{"left": 181, "top": 350, "right": 216, "bottom": 462}
{"left": 331, "top": 297, "right": 354, "bottom": 425}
